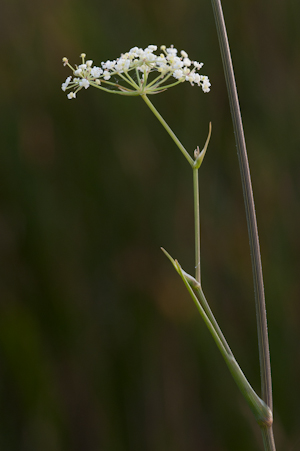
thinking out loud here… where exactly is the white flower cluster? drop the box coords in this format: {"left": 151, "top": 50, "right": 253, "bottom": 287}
{"left": 62, "top": 45, "right": 211, "bottom": 99}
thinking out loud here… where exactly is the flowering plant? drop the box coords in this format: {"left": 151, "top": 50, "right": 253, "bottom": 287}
{"left": 61, "top": 39, "right": 275, "bottom": 451}
{"left": 62, "top": 45, "right": 211, "bottom": 99}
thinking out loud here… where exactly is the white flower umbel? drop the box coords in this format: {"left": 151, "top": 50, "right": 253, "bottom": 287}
{"left": 61, "top": 45, "right": 211, "bottom": 99}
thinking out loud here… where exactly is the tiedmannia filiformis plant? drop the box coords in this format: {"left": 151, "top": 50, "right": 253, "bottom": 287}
{"left": 61, "top": 43, "right": 275, "bottom": 451}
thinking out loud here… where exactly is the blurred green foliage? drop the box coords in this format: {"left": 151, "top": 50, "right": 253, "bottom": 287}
{"left": 0, "top": 0, "right": 300, "bottom": 449}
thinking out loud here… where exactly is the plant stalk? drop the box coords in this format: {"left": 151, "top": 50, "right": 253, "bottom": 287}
{"left": 141, "top": 94, "right": 194, "bottom": 167}
{"left": 193, "top": 168, "right": 201, "bottom": 285}
{"left": 261, "top": 427, "right": 276, "bottom": 450}
{"left": 210, "top": 0, "right": 275, "bottom": 448}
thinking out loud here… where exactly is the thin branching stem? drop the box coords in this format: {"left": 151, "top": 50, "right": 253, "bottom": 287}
{"left": 141, "top": 94, "right": 194, "bottom": 166}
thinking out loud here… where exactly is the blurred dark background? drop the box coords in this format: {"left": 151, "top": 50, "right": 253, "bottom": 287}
{"left": 0, "top": 0, "right": 299, "bottom": 449}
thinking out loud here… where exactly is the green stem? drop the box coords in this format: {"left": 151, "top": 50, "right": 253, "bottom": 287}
{"left": 91, "top": 83, "right": 140, "bottom": 96}
{"left": 143, "top": 80, "right": 274, "bottom": 444}
{"left": 146, "top": 72, "right": 167, "bottom": 89}
{"left": 124, "top": 71, "right": 141, "bottom": 90}
{"left": 117, "top": 72, "right": 139, "bottom": 89}
{"left": 195, "top": 286, "right": 232, "bottom": 355}
{"left": 141, "top": 94, "right": 194, "bottom": 167}
{"left": 151, "top": 79, "right": 183, "bottom": 91}
{"left": 193, "top": 168, "right": 201, "bottom": 285}
{"left": 135, "top": 68, "right": 141, "bottom": 87}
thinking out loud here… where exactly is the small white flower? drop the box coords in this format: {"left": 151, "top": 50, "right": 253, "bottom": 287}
{"left": 183, "top": 57, "right": 191, "bottom": 67}
{"left": 181, "top": 50, "right": 188, "bottom": 58}
{"left": 86, "top": 60, "right": 93, "bottom": 67}
{"left": 166, "top": 46, "right": 177, "bottom": 55}
{"left": 135, "top": 48, "right": 144, "bottom": 56}
{"left": 193, "top": 61, "right": 204, "bottom": 69}
{"left": 103, "top": 70, "right": 111, "bottom": 80}
{"left": 115, "top": 58, "right": 127, "bottom": 72}
{"left": 202, "top": 80, "right": 211, "bottom": 92}
{"left": 186, "top": 73, "right": 196, "bottom": 85}
{"left": 173, "top": 69, "right": 184, "bottom": 79}
{"left": 200, "top": 75, "right": 210, "bottom": 83}
{"left": 193, "top": 73, "right": 201, "bottom": 85}
{"left": 171, "top": 57, "right": 183, "bottom": 70}
{"left": 201, "top": 76, "right": 211, "bottom": 92}
{"left": 124, "top": 59, "right": 131, "bottom": 70}
{"left": 78, "top": 63, "right": 87, "bottom": 71}
{"left": 129, "top": 46, "right": 139, "bottom": 54}
{"left": 67, "top": 92, "right": 76, "bottom": 99}
{"left": 202, "top": 82, "right": 211, "bottom": 93}
{"left": 91, "top": 66, "right": 103, "bottom": 78}
{"left": 74, "top": 68, "right": 83, "bottom": 76}
{"left": 146, "top": 53, "right": 156, "bottom": 63}
{"left": 144, "top": 48, "right": 153, "bottom": 55}
{"left": 61, "top": 76, "right": 72, "bottom": 91}
{"left": 156, "top": 56, "right": 166, "bottom": 65}
{"left": 137, "top": 64, "right": 148, "bottom": 73}
{"left": 157, "top": 65, "right": 168, "bottom": 74}
{"left": 79, "top": 78, "right": 90, "bottom": 89}
{"left": 103, "top": 60, "right": 116, "bottom": 70}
